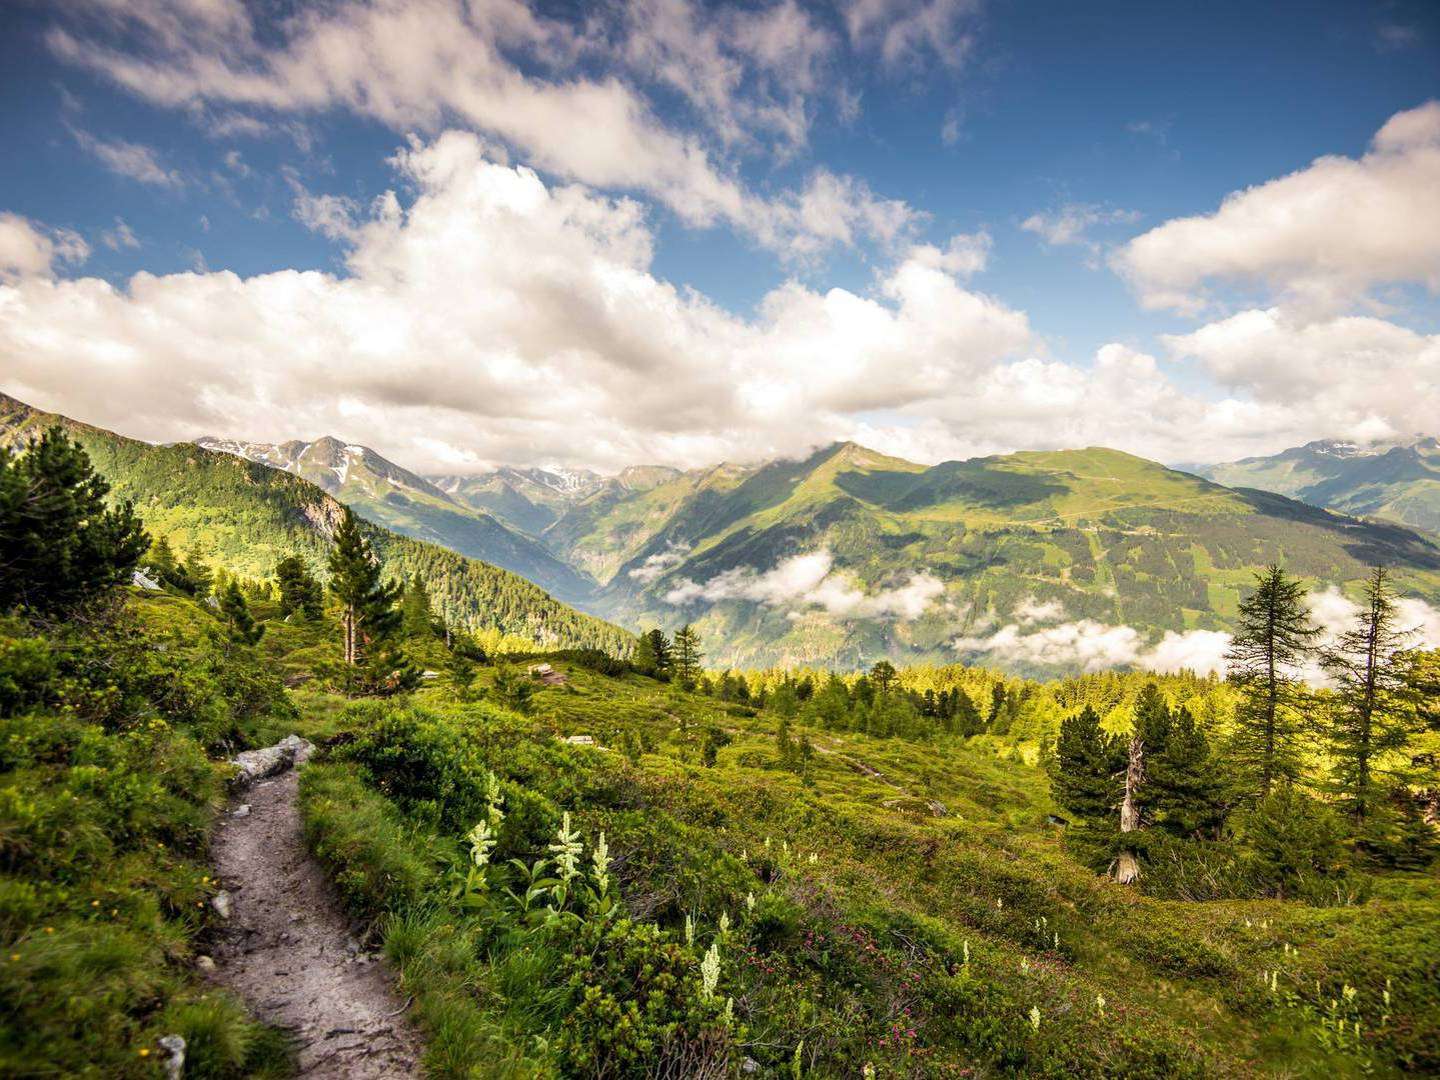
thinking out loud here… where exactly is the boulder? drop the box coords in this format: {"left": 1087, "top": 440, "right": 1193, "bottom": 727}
{"left": 230, "top": 734, "right": 313, "bottom": 785}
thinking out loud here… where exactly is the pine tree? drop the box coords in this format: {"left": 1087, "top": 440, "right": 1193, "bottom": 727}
{"left": 869, "top": 660, "right": 898, "bottom": 695}
{"left": 219, "top": 579, "right": 264, "bottom": 646}
{"left": 1322, "top": 567, "right": 1417, "bottom": 819}
{"left": 1224, "top": 565, "right": 1320, "bottom": 795}
{"left": 274, "top": 555, "right": 323, "bottom": 620}
{"left": 0, "top": 426, "right": 148, "bottom": 616}
{"left": 953, "top": 688, "right": 983, "bottom": 737}
{"left": 1114, "top": 685, "right": 1171, "bottom": 884}
{"left": 672, "top": 623, "right": 702, "bottom": 686}
{"left": 147, "top": 535, "right": 181, "bottom": 587}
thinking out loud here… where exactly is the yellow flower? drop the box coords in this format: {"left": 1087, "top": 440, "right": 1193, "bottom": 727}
{"left": 43, "top": 927, "right": 54, "bottom": 934}
{"left": 138, "top": 1047, "right": 151, "bottom": 1057}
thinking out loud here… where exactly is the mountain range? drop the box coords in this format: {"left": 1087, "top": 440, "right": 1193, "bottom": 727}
{"left": 10, "top": 389, "right": 1440, "bottom": 672}
{"left": 1198, "top": 436, "right": 1440, "bottom": 535}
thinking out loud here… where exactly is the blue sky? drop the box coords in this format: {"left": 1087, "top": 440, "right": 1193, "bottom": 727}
{"left": 1, "top": 1, "right": 1438, "bottom": 472}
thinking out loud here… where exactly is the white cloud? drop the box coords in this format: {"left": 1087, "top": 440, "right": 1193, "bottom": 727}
{"left": 1164, "top": 308, "right": 1440, "bottom": 449}
{"left": 47, "top": 0, "right": 914, "bottom": 259}
{"left": 844, "top": 0, "right": 981, "bottom": 69}
{"left": 71, "top": 128, "right": 183, "bottom": 187}
{"left": 0, "top": 131, "right": 1031, "bottom": 471}
{"left": 101, "top": 218, "right": 140, "bottom": 251}
{"left": 664, "top": 548, "right": 944, "bottom": 621}
{"left": 1021, "top": 203, "right": 1140, "bottom": 247}
{"left": 628, "top": 543, "right": 692, "bottom": 583}
{"left": 1112, "top": 101, "right": 1440, "bottom": 315}
{"left": 954, "top": 588, "right": 1440, "bottom": 677}
{"left": 0, "top": 214, "right": 89, "bottom": 283}
{"left": 1014, "top": 595, "right": 1065, "bottom": 625}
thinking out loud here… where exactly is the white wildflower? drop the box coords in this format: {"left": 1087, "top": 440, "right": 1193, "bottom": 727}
{"left": 962, "top": 940, "right": 970, "bottom": 965}
{"left": 745, "top": 891, "right": 756, "bottom": 912}
{"left": 466, "top": 820, "right": 497, "bottom": 868}
{"left": 719, "top": 912, "right": 731, "bottom": 935}
{"left": 548, "top": 811, "right": 583, "bottom": 884}
{"left": 484, "top": 771, "right": 505, "bottom": 826}
{"left": 723, "top": 996, "right": 734, "bottom": 1027}
{"left": 685, "top": 914, "right": 695, "bottom": 946}
{"left": 1096, "top": 994, "right": 1106, "bottom": 1015}
{"left": 1029, "top": 1006, "right": 1041, "bottom": 1032}
{"left": 700, "top": 943, "right": 720, "bottom": 998}
{"left": 808, "top": 852, "right": 817, "bottom": 864}
{"left": 591, "top": 831, "right": 611, "bottom": 894}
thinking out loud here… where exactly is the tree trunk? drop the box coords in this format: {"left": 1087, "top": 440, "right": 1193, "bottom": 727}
{"left": 1115, "top": 734, "right": 1144, "bottom": 885}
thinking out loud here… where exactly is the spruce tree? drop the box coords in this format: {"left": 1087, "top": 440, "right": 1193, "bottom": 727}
{"left": 869, "top": 660, "right": 898, "bottom": 695}
{"left": 1224, "top": 565, "right": 1320, "bottom": 795}
{"left": 1321, "top": 567, "right": 1417, "bottom": 819}
{"left": 147, "top": 535, "right": 181, "bottom": 587}
{"left": 182, "top": 545, "right": 214, "bottom": 600}
{"left": 1147, "top": 706, "right": 1228, "bottom": 838}
{"left": 401, "top": 574, "right": 437, "bottom": 639}
{"left": 0, "top": 426, "right": 148, "bottom": 616}
{"left": 326, "top": 509, "right": 414, "bottom": 693}
{"left": 274, "top": 555, "right": 323, "bottom": 620}
{"left": 634, "top": 627, "right": 673, "bottom": 678}
{"left": 672, "top": 623, "right": 702, "bottom": 686}
{"left": 1049, "top": 705, "right": 1125, "bottom": 840}
{"left": 219, "top": 579, "right": 264, "bottom": 646}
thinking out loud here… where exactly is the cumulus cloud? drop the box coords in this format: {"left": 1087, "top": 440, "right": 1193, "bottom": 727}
{"left": 0, "top": 130, "right": 1044, "bottom": 471}
{"left": 1164, "top": 308, "right": 1440, "bottom": 448}
{"left": 1013, "top": 596, "right": 1065, "bottom": 625}
{"left": 46, "top": 0, "right": 917, "bottom": 259}
{"left": 665, "top": 549, "right": 945, "bottom": 621}
{"left": 0, "top": 213, "right": 89, "bottom": 283}
{"left": 100, "top": 218, "right": 140, "bottom": 251}
{"left": 1112, "top": 101, "right": 1440, "bottom": 315}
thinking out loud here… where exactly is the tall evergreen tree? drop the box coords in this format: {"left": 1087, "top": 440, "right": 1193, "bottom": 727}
{"left": 1147, "top": 706, "right": 1228, "bottom": 838}
{"left": 869, "top": 660, "right": 898, "bottom": 695}
{"left": 182, "top": 545, "right": 214, "bottom": 600}
{"left": 1049, "top": 705, "right": 1125, "bottom": 842}
{"left": 672, "top": 623, "right": 702, "bottom": 685}
{"left": 401, "top": 574, "right": 437, "bottom": 639}
{"left": 1322, "top": 567, "right": 1417, "bottom": 819}
{"left": 274, "top": 555, "right": 323, "bottom": 620}
{"left": 219, "top": 579, "right": 264, "bottom": 646}
{"left": 1224, "top": 565, "right": 1320, "bottom": 795}
{"left": 327, "top": 509, "right": 404, "bottom": 671}
{"left": 634, "top": 627, "right": 673, "bottom": 678}
{"left": 0, "top": 426, "right": 148, "bottom": 616}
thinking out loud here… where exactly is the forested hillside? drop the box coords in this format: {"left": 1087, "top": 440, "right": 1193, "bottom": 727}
{"left": 0, "top": 394, "right": 630, "bottom": 655}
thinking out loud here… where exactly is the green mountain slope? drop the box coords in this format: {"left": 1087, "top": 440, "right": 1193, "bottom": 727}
{"left": 576, "top": 442, "right": 1440, "bottom": 670}
{"left": 1199, "top": 437, "right": 1440, "bottom": 535}
{"left": 0, "top": 393, "right": 631, "bottom": 654}
{"left": 195, "top": 436, "right": 597, "bottom": 603}
{"left": 428, "top": 465, "right": 609, "bottom": 536}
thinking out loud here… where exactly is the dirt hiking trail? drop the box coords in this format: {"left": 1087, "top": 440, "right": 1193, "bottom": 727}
{"left": 208, "top": 743, "right": 425, "bottom": 1078}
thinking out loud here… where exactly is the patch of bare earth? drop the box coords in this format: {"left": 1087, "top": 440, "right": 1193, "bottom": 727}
{"left": 207, "top": 748, "right": 425, "bottom": 1078}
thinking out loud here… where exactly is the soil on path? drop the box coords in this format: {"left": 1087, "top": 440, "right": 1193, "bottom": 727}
{"left": 207, "top": 752, "right": 425, "bottom": 1078}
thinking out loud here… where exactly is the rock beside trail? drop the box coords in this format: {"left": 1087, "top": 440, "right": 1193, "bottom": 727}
{"left": 230, "top": 734, "right": 314, "bottom": 785}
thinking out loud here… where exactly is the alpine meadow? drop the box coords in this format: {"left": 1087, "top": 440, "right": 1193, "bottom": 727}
{"left": 2, "top": 2, "right": 1439, "bottom": 1079}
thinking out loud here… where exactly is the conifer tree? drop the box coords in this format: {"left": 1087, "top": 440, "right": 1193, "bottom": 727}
{"left": 274, "top": 555, "right": 323, "bottom": 620}
{"left": 219, "top": 579, "right": 264, "bottom": 646}
{"left": 326, "top": 509, "right": 410, "bottom": 693}
{"left": 1224, "top": 565, "right": 1320, "bottom": 795}
{"left": 672, "top": 623, "right": 702, "bottom": 686}
{"left": 1049, "top": 705, "right": 1125, "bottom": 843}
{"left": 1322, "top": 567, "right": 1417, "bottom": 819}
{"left": 182, "top": 545, "right": 213, "bottom": 600}
{"left": 1147, "top": 706, "right": 1228, "bottom": 838}
{"left": 869, "top": 660, "right": 898, "bottom": 695}
{"left": 401, "top": 574, "right": 437, "bottom": 639}
{"left": 147, "top": 534, "right": 181, "bottom": 587}
{"left": 634, "top": 627, "right": 673, "bottom": 678}
{"left": 0, "top": 426, "right": 148, "bottom": 616}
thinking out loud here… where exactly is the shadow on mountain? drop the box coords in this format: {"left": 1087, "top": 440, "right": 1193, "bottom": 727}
{"left": 1237, "top": 488, "right": 1440, "bottom": 571}
{"left": 839, "top": 461, "right": 1067, "bottom": 513}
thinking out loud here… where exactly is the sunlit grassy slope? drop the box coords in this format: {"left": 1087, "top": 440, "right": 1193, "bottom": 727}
{"left": 562, "top": 442, "right": 1440, "bottom": 669}
{"left": 295, "top": 655, "right": 1440, "bottom": 1078}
